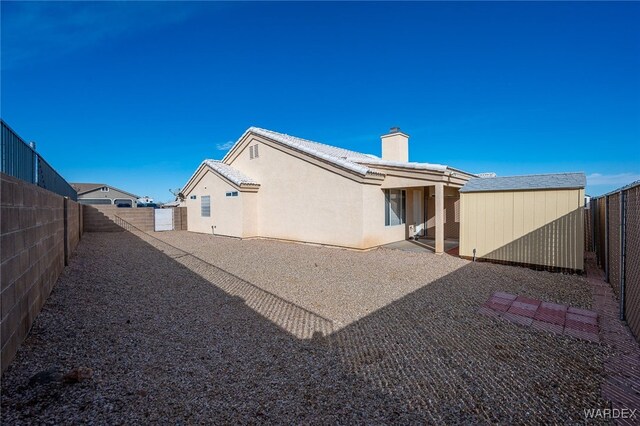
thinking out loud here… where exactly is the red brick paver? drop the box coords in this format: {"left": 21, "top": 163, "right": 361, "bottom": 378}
{"left": 478, "top": 291, "right": 599, "bottom": 342}
{"left": 478, "top": 255, "right": 640, "bottom": 424}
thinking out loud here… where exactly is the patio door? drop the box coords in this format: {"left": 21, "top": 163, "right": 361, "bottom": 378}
{"left": 413, "top": 189, "right": 424, "bottom": 236}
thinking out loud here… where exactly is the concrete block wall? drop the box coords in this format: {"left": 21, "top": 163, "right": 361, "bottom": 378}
{"left": 65, "top": 200, "right": 83, "bottom": 261}
{"left": 84, "top": 205, "right": 154, "bottom": 232}
{"left": 1, "top": 173, "right": 83, "bottom": 372}
{"left": 173, "top": 207, "right": 188, "bottom": 231}
{"left": 84, "top": 205, "right": 186, "bottom": 232}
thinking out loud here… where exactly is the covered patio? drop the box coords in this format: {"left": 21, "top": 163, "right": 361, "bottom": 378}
{"left": 360, "top": 158, "right": 472, "bottom": 253}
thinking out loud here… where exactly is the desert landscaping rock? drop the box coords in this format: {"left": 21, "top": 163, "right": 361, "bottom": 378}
{"left": 1, "top": 231, "right": 612, "bottom": 423}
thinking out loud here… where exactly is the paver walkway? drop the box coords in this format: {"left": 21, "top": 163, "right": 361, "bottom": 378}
{"left": 478, "top": 253, "right": 640, "bottom": 424}
{"left": 479, "top": 292, "right": 600, "bottom": 342}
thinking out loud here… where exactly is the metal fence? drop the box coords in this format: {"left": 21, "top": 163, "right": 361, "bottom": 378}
{"left": 588, "top": 181, "right": 640, "bottom": 341}
{"left": 0, "top": 119, "right": 76, "bottom": 200}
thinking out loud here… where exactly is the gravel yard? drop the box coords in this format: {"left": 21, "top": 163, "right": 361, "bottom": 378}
{"left": 1, "top": 230, "right": 611, "bottom": 423}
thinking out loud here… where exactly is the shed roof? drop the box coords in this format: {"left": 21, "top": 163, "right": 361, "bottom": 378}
{"left": 459, "top": 172, "right": 586, "bottom": 193}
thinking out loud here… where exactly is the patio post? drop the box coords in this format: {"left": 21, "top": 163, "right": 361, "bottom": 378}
{"left": 435, "top": 183, "right": 444, "bottom": 253}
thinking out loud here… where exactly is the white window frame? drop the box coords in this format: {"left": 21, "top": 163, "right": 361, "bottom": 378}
{"left": 100, "top": 187, "right": 109, "bottom": 192}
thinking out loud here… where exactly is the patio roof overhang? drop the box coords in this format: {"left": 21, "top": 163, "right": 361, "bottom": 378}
{"left": 362, "top": 163, "right": 475, "bottom": 189}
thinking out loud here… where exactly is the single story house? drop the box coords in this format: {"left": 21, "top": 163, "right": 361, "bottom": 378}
{"left": 181, "top": 127, "right": 475, "bottom": 251}
{"left": 71, "top": 183, "right": 141, "bottom": 208}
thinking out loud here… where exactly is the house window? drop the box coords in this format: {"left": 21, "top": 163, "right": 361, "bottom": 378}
{"left": 201, "top": 196, "right": 211, "bottom": 217}
{"left": 226, "top": 191, "right": 239, "bottom": 197}
{"left": 249, "top": 144, "right": 259, "bottom": 159}
{"left": 190, "top": 195, "right": 197, "bottom": 200}
{"left": 100, "top": 187, "right": 109, "bottom": 192}
{"left": 384, "top": 189, "right": 405, "bottom": 226}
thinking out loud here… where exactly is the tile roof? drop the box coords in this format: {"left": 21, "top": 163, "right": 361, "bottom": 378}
{"left": 222, "top": 127, "right": 476, "bottom": 178}
{"left": 460, "top": 172, "right": 586, "bottom": 193}
{"left": 352, "top": 158, "right": 448, "bottom": 172}
{"left": 241, "top": 127, "right": 380, "bottom": 176}
{"left": 203, "top": 160, "right": 260, "bottom": 186}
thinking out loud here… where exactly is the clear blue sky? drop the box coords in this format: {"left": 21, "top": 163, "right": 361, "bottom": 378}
{"left": 2, "top": 2, "right": 639, "bottom": 201}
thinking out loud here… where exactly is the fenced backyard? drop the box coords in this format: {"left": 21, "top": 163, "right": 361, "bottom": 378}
{"left": 0, "top": 230, "right": 613, "bottom": 423}
{"left": 2, "top": 119, "right": 639, "bottom": 421}
{"left": 587, "top": 181, "right": 640, "bottom": 342}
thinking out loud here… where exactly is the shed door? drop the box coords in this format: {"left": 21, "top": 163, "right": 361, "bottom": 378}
{"left": 154, "top": 209, "right": 173, "bottom": 231}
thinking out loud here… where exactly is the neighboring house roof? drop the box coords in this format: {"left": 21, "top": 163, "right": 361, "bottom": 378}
{"left": 71, "top": 183, "right": 105, "bottom": 194}
{"left": 70, "top": 182, "right": 141, "bottom": 198}
{"left": 203, "top": 160, "right": 260, "bottom": 186}
{"left": 460, "top": 172, "right": 586, "bottom": 193}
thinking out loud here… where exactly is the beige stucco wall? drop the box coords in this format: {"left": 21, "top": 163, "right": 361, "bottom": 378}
{"left": 360, "top": 185, "right": 406, "bottom": 247}
{"left": 242, "top": 192, "right": 258, "bottom": 238}
{"left": 228, "top": 139, "right": 366, "bottom": 248}
{"left": 184, "top": 134, "right": 471, "bottom": 250}
{"left": 381, "top": 133, "right": 408, "bottom": 163}
{"left": 184, "top": 169, "right": 247, "bottom": 237}
{"left": 460, "top": 189, "right": 585, "bottom": 270}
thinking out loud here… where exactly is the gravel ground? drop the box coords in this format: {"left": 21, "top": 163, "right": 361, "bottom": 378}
{"left": 1, "top": 231, "right": 612, "bottom": 424}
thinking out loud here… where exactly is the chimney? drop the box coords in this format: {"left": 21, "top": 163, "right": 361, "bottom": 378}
{"left": 381, "top": 127, "right": 409, "bottom": 162}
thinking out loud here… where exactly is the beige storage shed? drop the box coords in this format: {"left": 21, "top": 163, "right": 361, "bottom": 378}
{"left": 459, "top": 173, "right": 586, "bottom": 272}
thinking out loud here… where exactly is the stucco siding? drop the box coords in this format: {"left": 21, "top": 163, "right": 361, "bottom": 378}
{"left": 360, "top": 185, "right": 407, "bottom": 247}
{"left": 460, "top": 189, "right": 584, "bottom": 270}
{"left": 184, "top": 170, "right": 245, "bottom": 237}
{"left": 242, "top": 192, "right": 258, "bottom": 238}
{"left": 229, "top": 139, "right": 366, "bottom": 248}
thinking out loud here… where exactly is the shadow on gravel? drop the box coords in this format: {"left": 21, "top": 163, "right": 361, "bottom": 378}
{"left": 1, "top": 230, "right": 611, "bottom": 423}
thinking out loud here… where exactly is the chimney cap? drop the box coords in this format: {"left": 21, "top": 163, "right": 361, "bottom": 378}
{"left": 382, "top": 127, "right": 409, "bottom": 138}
